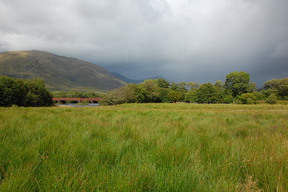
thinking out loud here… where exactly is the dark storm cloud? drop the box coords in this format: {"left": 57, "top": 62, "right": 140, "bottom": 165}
{"left": 1, "top": 0, "right": 288, "bottom": 84}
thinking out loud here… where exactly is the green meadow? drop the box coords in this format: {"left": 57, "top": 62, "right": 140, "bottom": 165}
{"left": 0, "top": 104, "right": 288, "bottom": 191}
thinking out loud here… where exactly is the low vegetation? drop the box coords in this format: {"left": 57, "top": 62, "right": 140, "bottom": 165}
{"left": 0, "top": 103, "right": 288, "bottom": 191}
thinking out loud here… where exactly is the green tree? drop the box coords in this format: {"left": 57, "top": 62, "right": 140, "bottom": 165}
{"left": 225, "top": 71, "right": 251, "bottom": 97}
{"left": 170, "top": 82, "right": 188, "bottom": 92}
{"left": 140, "top": 80, "right": 161, "bottom": 102}
{"left": 264, "top": 79, "right": 280, "bottom": 90}
{"left": 186, "top": 82, "right": 200, "bottom": 90}
{"left": 185, "top": 89, "right": 198, "bottom": 103}
{"left": 83, "top": 92, "right": 102, "bottom": 98}
{"left": 100, "top": 83, "right": 145, "bottom": 105}
{"left": 23, "top": 79, "right": 53, "bottom": 106}
{"left": 167, "top": 90, "right": 184, "bottom": 103}
{"left": 52, "top": 91, "right": 68, "bottom": 98}
{"left": 278, "top": 82, "right": 288, "bottom": 99}
{"left": 185, "top": 82, "right": 201, "bottom": 103}
{"left": 67, "top": 91, "right": 85, "bottom": 98}
{"left": 123, "top": 84, "right": 145, "bottom": 103}
{"left": 253, "top": 91, "right": 265, "bottom": 100}
{"left": 223, "top": 94, "right": 234, "bottom": 104}
{"left": 262, "top": 88, "right": 278, "bottom": 99}
{"left": 100, "top": 88, "right": 127, "bottom": 105}
{"left": 0, "top": 77, "right": 25, "bottom": 106}
{"left": 263, "top": 78, "right": 288, "bottom": 99}
{"left": 158, "top": 88, "right": 171, "bottom": 103}
{"left": 0, "top": 77, "right": 52, "bottom": 107}
{"left": 214, "top": 80, "right": 224, "bottom": 88}
{"left": 155, "top": 78, "right": 170, "bottom": 88}
{"left": 196, "top": 83, "right": 223, "bottom": 103}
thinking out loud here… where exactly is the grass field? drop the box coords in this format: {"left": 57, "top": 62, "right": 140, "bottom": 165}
{"left": 0, "top": 103, "right": 288, "bottom": 191}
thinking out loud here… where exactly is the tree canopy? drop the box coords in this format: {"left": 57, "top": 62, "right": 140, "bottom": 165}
{"left": 196, "top": 83, "right": 223, "bottom": 103}
{"left": 264, "top": 78, "right": 288, "bottom": 99}
{"left": 225, "top": 71, "right": 251, "bottom": 97}
{"left": 0, "top": 77, "right": 53, "bottom": 107}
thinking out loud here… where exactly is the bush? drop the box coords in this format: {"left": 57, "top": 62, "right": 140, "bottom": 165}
{"left": 223, "top": 94, "right": 234, "bottom": 104}
{"left": 239, "top": 93, "right": 257, "bottom": 104}
{"left": 100, "top": 88, "right": 127, "bottom": 105}
{"left": 266, "top": 93, "right": 277, "bottom": 104}
{"left": 253, "top": 91, "right": 265, "bottom": 100}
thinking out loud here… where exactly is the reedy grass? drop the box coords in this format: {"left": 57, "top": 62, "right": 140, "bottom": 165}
{"left": 0, "top": 103, "right": 288, "bottom": 191}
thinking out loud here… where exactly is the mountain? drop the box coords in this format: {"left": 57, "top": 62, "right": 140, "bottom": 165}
{"left": 112, "top": 72, "right": 164, "bottom": 84}
{"left": 0, "top": 50, "right": 126, "bottom": 92}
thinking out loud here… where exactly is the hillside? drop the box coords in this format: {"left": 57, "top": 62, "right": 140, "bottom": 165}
{"left": 0, "top": 50, "right": 126, "bottom": 91}
{"left": 112, "top": 72, "right": 164, "bottom": 84}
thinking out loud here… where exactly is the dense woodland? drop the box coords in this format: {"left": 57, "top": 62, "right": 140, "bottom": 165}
{"left": 100, "top": 71, "right": 288, "bottom": 105}
{"left": 0, "top": 77, "right": 53, "bottom": 107}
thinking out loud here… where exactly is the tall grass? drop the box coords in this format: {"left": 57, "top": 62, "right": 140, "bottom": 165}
{"left": 0, "top": 104, "right": 288, "bottom": 191}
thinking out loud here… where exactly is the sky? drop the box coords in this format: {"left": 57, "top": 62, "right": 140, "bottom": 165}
{"left": 1, "top": 0, "right": 288, "bottom": 86}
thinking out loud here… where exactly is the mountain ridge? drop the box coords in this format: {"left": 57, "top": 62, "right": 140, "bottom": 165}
{"left": 0, "top": 50, "right": 126, "bottom": 92}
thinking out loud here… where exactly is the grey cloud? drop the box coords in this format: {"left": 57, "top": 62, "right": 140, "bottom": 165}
{"left": 1, "top": 0, "right": 288, "bottom": 85}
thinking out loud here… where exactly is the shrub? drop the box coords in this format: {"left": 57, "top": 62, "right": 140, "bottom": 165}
{"left": 239, "top": 93, "right": 257, "bottom": 104}
{"left": 266, "top": 93, "right": 277, "bottom": 104}
{"left": 223, "top": 94, "right": 234, "bottom": 104}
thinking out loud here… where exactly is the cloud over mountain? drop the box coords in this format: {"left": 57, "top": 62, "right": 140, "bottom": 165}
{"left": 1, "top": 0, "right": 288, "bottom": 85}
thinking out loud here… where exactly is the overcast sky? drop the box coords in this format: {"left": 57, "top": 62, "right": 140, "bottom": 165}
{"left": 1, "top": 0, "right": 288, "bottom": 85}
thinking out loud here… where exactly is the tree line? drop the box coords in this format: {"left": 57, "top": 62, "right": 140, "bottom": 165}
{"left": 52, "top": 91, "right": 103, "bottom": 104}
{"left": 52, "top": 91, "right": 102, "bottom": 99}
{"left": 1, "top": 72, "right": 287, "bottom": 106}
{"left": 0, "top": 76, "right": 53, "bottom": 107}
{"left": 101, "top": 71, "right": 288, "bottom": 105}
